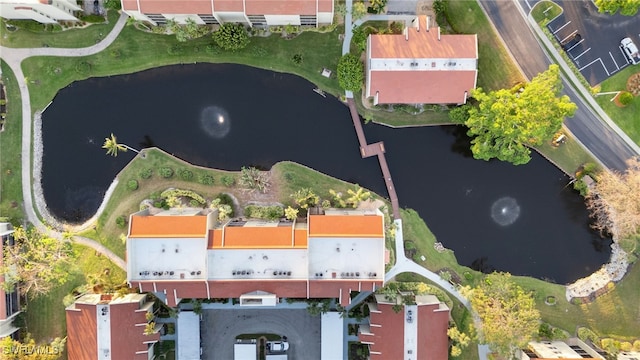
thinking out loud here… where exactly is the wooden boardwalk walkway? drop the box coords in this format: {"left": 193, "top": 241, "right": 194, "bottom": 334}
{"left": 347, "top": 98, "right": 401, "bottom": 219}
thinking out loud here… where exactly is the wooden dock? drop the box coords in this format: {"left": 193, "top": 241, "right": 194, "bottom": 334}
{"left": 347, "top": 98, "right": 401, "bottom": 219}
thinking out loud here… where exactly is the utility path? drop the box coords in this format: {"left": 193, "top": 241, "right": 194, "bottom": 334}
{"left": 0, "top": 12, "right": 129, "bottom": 271}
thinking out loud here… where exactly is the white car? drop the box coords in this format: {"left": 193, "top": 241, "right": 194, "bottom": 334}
{"left": 266, "top": 341, "right": 289, "bottom": 353}
{"left": 621, "top": 37, "right": 640, "bottom": 65}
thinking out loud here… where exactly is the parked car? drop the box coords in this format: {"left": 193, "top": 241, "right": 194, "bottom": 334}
{"left": 621, "top": 37, "right": 640, "bottom": 65}
{"left": 406, "top": 309, "right": 413, "bottom": 323}
{"left": 266, "top": 341, "right": 289, "bottom": 353}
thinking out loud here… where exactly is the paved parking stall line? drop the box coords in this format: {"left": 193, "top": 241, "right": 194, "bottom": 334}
{"left": 579, "top": 57, "right": 610, "bottom": 77}
{"left": 566, "top": 39, "right": 584, "bottom": 52}
{"left": 573, "top": 47, "right": 591, "bottom": 60}
{"left": 524, "top": 0, "right": 532, "bottom": 10}
{"left": 609, "top": 51, "right": 620, "bottom": 70}
{"left": 552, "top": 20, "right": 571, "bottom": 34}
{"left": 559, "top": 30, "right": 578, "bottom": 44}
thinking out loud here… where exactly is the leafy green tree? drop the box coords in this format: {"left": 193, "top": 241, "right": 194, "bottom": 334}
{"left": 102, "top": 133, "right": 139, "bottom": 157}
{"left": 0, "top": 227, "right": 76, "bottom": 298}
{"left": 594, "top": 0, "right": 640, "bottom": 15}
{"left": 329, "top": 189, "right": 347, "bottom": 208}
{"left": 467, "top": 272, "right": 540, "bottom": 358}
{"left": 352, "top": 1, "right": 367, "bottom": 20}
{"left": 449, "top": 104, "right": 471, "bottom": 124}
{"left": 212, "top": 23, "right": 249, "bottom": 51}
{"left": 448, "top": 326, "right": 471, "bottom": 357}
{"left": 464, "top": 65, "right": 576, "bottom": 165}
{"left": 103, "top": 0, "right": 121, "bottom": 10}
{"left": 0, "top": 335, "right": 66, "bottom": 359}
{"left": 291, "top": 188, "right": 319, "bottom": 209}
{"left": 370, "top": 0, "right": 388, "bottom": 13}
{"left": 285, "top": 206, "right": 299, "bottom": 221}
{"left": 346, "top": 185, "right": 370, "bottom": 208}
{"left": 168, "top": 18, "right": 210, "bottom": 42}
{"left": 337, "top": 54, "right": 364, "bottom": 91}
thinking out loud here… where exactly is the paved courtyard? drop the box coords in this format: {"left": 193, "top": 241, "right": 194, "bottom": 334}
{"left": 201, "top": 308, "right": 321, "bottom": 360}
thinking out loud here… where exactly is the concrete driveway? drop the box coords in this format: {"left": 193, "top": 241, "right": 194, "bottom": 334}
{"left": 201, "top": 309, "right": 321, "bottom": 360}
{"left": 545, "top": 0, "right": 640, "bottom": 85}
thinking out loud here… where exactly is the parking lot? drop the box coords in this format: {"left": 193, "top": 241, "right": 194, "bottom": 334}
{"left": 201, "top": 309, "right": 321, "bottom": 360}
{"left": 546, "top": 0, "right": 640, "bottom": 85}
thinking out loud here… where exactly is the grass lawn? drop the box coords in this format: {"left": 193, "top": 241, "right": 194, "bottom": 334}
{"left": 595, "top": 66, "right": 640, "bottom": 146}
{"left": 354, "top": 93, "right": 451, "bottom": 127}
{"left": 445, "top": 0, "right": 525, "bottom": 91}
{"left": 534, "top": 129, "right": 601, "bottom": 175}
{"left": 23, "top": 244, "right": 126, "bottom": 342}
{"left": 0, "top": 61, "right": 24, "bottom": 224}
{"left": 531, "top": 1, "right": 563, "bottom": 26}
{"left": 21, "top": 24, "right": 344, "bottom": 111}
{"left": 0, "top": 11, "right": 120, "bottom": 48}
{"left": 514, "top": 262, "right": 640, "bottom": 339}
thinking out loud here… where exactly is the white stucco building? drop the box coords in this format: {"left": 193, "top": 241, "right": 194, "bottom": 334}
{"left": 0, "top": 0, "right": 81, "bottom": 23}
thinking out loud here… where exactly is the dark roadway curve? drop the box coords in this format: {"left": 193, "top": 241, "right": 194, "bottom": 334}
{"left": 478, "top": 0, "right": 637, "bottom": 172}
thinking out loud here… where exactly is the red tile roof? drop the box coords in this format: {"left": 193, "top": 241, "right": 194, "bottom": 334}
{"left": 66, "top": 305, "right": 98, "bottom": 360}
{"left": 369, "top": 70, "right": 477, "bottom": 104}
{"left": 369, "top": 17, "right": 477, "bottom": 59}
{"left": 309, "top": 214, "right": 384, "bottom": 237}
{"left": 218, "top": 226, "right": 294, "bottom": 248}
{"left": 361, "top": 301, "right": 449, "bottom": 359}
{"left": 129, "top": 215, "right": 207, "bottom": 238}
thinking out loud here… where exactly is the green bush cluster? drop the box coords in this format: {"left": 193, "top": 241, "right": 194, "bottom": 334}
{"left": 75, "top": 61, "right": 92, "bottom": 75}
{"left": 221, "top": 175, "right": 235, "bottom": 187}
{"left": 115, "top": 215, "right": 127, "bottom": 228}
{"left": 139, "top": 168, "right": 153, "bottom": 179}
{"left": 212, "top": 23, "right": 250, "bottom": 51}
{"left": 127, "top": 179, "right": 139, "bottom": 190}
{"left": 161, "top": 189, "right": 206, "bottom": 205}
{"left": 79, "top": 14, "right": 106, "bottom": 23}
{"left": 337, "top": 54, "right": 364, "bottom": 91}
{"left": 178, "top": 169, "right": 194, "bottom": 181}
{"left": 244, "top": 205, "right": 284, "bottom": 220}
{"left": 198, "top": 174, "right": 215, "bottom": 185}
{"left": 618, "top": 91, "right": 633, "bottom": 106}
{"left": 159, "top": 167, "right": 174, "bottom": 178}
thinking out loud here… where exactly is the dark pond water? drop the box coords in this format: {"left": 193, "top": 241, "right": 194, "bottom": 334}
{"left": 41, "top": 63, "right": 612, "bottom": 284}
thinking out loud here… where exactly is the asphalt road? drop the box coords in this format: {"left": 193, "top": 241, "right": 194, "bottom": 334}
{"left": 546, "top": 0, "right": 640, "bottom": 85}
{"left": 479, "top": 0, "right": 636, "bottom": 172}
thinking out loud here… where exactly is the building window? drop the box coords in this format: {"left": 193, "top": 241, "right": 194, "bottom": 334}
{"left": 300, "top": 15, "right": 316, "bottom": 26}
{"left": 145, "top": 13, "right": 167, "bottom": 25}
{"left": 247, "top": 15, "right": 266, "bottom": 27}
{"left": 198, "top": 14, "right": 218, "bottom": 24}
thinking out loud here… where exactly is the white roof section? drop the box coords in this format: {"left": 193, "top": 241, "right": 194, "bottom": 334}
{"left": 308, "top": 237, "right": 384, "bottom": 280}
{"left": 321, "top": 312, "right": 343, "bottom": 360}
{"left": 156, "top": 208, "right": 203, "bottom": 216}
{"left": 128, "top": 237, "right": 207, "bottom": 281}
{"left": 177, "top": 311, "right": 201, "bottom": 360}
{"left": 208, "top": 249, "right": 308, "bottom": 280}
{"left": 234, "top": 343, "right": 257, "bottom": 360}
{"left": 265, "top": 355, "right": 287, "bottom": 360}
{"left": 529, "top": 340, "right": 603, "bottom": 359}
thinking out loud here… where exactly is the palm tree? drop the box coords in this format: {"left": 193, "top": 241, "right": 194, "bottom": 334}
{"left": 102, "top": 133, "right": 139, "bottom": 157}
{"left": 346, "top": 185, "right": 371, "bottom": 208}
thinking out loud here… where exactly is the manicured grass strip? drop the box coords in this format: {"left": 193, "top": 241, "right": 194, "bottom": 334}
{"left": 531, "top": 1, "right": 563, "bottom": 26}
{"left": 0, "top": 11, "right": 120, "bottom": 48}
{"left": 534, "top": 131, "right": 600, "bottom": 175}
{"left": 445, "top": 0, "right": 525, "bottom": 91}
{"left": 354, "top": 93, "right": 451, "bottom": 127}
{"left": 0, "top": 61, "right": 24, "bottom": 224}
{"left": 22, "top": 25, "right": 344, "bottom": 111}
{"left": 594, "top": 66, "right": 640, "bottom": 146}
{"left": 514, "top": 262, "right": 640, "bottom": 340}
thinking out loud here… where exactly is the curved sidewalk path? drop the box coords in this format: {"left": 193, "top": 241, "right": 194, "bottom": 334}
{"left": 0, "top": 12, "right": 129, "bottom": 271}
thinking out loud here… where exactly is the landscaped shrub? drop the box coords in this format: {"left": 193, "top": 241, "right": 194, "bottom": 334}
{"left": 212, "top": 23, "right": 250, "bottom": 51}
{"left": 292, "top": 53, "right": 303, "bottom": 65}
{"left": 433, "top": 0, "right": 447, "bottom": 27}
{"left": 103, "top": 0, "right": 122, "bottom": 10}
{"left": 449, "top": 104, "right": 471, "bottom": 124}
{"left": 167, "top": 44, "right": 184, "bottom": 55}
{"left": 139, "top": 168, "right": 153, "bottom": 179}
{"left": 190, "top": 199, "right": 202, "bottom": 207}
{"left": 244, "top": 205, "right": 284, "bottom": 220}
{"left": 127, "top": 179, "right": 139, "bottom": 191}
{"left": 160, "top": 188, "right": 206, "bottom": 205}
{"left": 178, "top": 169, "right": 194, "bottom": 181}
{"left": 221, "top": 175, "right": 235, "bottom": 187}
{"left": 75, "top": 61, "right": 92, "bottom": 75}
{"left": 337, "top": 54, "right": 364, "bottom": 91}
{"left": 618, "top": 91, "right": 633, "bottom": 106}
{"left": 216, "top": 193, "right": 234, "bottom": 207}
{"left": 198, "top": 174, "right": 215, "bottom": 185}
{"left": 115, "top": 215, "right": 127, "bottom": 228}
{"left": 159, "top": 167, "right": 174, "bottom": 178}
